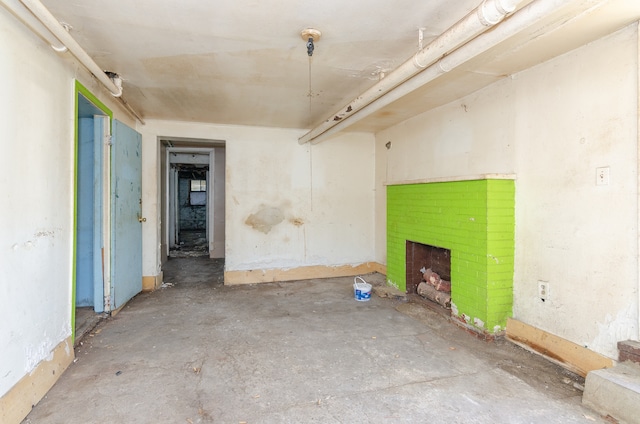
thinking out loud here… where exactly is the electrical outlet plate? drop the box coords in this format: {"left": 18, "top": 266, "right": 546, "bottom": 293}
{"left": 596, "top": 167, "right": 610, "bottom": 185}
{"left": 538, "top": 281, "right": 548, "bottom": 302}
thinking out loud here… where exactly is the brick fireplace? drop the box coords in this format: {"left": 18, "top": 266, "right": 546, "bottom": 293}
{"left": 387, "top": 176, "right": 515, "bottom": 334}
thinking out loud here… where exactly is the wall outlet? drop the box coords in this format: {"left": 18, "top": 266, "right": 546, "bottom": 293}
{"left": 538, "top": 281, "right": 549, "bottom": 302}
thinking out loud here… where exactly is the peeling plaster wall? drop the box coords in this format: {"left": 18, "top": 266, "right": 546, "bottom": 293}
{"left": 375, "top": 25, "right": 639, "bottom": 359}
{"left": 0, "top": 8, "right": 134, "bottom": 398}
{"left": 140, "top": 120, "right": 375, "bottom": 276}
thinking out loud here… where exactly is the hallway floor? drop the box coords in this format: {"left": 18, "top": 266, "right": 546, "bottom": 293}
{"left": 169, "top": 230, "right": 209, "bottom": 258}
{"left": 25, "top": 258, "right": 606, "bottom": 423}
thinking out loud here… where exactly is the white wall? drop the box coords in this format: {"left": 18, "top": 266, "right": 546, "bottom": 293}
{"left": 0, "top": 8, "right": 135, "bottom": 398}
{"left": 0, "top": 10, "right": 73, "bottom": 397}
{"left": 512, "top": 25, "right": 639, "bottom": 358}
{"left": 375, "top": 24, "right": 639, "bottom": 359}
{"left": 139, "top": 120, "right": 376, "bottom": 276}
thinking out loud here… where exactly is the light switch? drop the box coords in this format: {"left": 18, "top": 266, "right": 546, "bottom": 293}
{"left": 596, "top": 167, "right": 610, "bottom": 186}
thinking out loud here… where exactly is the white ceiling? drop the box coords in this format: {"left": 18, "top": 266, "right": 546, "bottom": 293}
{"left": 39, "top": 0, "right": 640, "bottom": 134}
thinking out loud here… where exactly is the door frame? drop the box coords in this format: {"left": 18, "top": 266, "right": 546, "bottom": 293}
{"left": 159, "top": 138, "right": 226, "bottom": 266}
{"left": 73, "top": 81, "right": 112, "bottom": 342}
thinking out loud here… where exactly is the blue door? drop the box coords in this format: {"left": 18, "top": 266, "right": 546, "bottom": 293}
{"left": 111, "top": 120, "right": 143, "bottom": 309}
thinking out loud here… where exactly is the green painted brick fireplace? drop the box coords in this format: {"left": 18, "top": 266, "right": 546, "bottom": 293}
{"left": 387, "top": 179, "right": 515, "bottom": 333}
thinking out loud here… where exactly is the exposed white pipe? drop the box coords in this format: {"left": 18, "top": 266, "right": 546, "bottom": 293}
{"left": 3, "top": 0, "right": 146, "bottom": 123}
{"left": 308, "top": 0, "right": 600, "bottom": 145}
{"left": 12, "top": 0, "right": 146, "bottom": 125}
{"left": 118, "top": 94, "right": 147, "bottom": 125}
{"left": 299, "top": 0, "right": 522, "bottom": 144}
{"left": 19, "top": 0, "right": 123, "bottom": 97}
{"left": 1, "top": 0, "right": 66, "bottom": 52}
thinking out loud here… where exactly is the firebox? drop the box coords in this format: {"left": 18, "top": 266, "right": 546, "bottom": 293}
{"left": 405, "top": 241, "right": 450, "bottom": 295}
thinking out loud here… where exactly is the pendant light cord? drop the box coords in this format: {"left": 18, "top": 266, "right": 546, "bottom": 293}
{"left": 308, "top": 55, "right": 314, "bottom": 211}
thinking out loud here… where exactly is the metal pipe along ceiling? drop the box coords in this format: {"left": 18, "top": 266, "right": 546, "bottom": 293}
{"left": 298, "top": 0, "right": 523, "bottom": 145}
{"left": 1, "top": 0, "right": 67, "bottom": 51}
{"left": 9, "top": 0, "right": 146, "bottom": 123}
{"left": 305, "top": 0, "right": 601, "bottom": 145}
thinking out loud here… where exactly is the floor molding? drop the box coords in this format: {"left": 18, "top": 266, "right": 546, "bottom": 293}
{"left": 142, "top": 273, "right": 162, "bottom": 292}
{"left": 506, "top": 318, "right": 613, "bottom": 377}
{"left": 0, "top": 336, "right": 74, "bottom": 424}
{"left": 225, "top": 262, "right": 386, "bottom": 285}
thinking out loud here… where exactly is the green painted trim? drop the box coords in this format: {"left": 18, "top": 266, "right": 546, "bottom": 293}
{"left": 72, "top": 80, "right": 112, "bottom": 343}
{"left": 75, "top": 80, "right": 113, "bottom": 120}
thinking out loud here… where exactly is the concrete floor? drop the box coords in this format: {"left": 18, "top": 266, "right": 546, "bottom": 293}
{"left": 74, "top": 307, "right": 105, "bottom": 347}
{"left": 25, "top": 258, "right": 607, "bottom": 423}
{"left": 169, "top": 229, "right": 209, "bottom": 258}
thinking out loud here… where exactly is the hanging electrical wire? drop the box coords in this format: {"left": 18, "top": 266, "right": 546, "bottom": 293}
{"left": 300, "top": 28, "right": 321, "bottom": 211}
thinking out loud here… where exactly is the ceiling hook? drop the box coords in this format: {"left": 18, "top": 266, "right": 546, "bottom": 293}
{"left": 301, "top": 28, "right": 321, "bottom": 57}
{"left": 306, "top": 37, "right": 314, "bottom": 56}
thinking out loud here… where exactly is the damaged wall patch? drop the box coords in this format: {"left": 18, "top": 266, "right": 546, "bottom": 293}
{"left": 245, "top": 207, "right": 285, "bottom": 234}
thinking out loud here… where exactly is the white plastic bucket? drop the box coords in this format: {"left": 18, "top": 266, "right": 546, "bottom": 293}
{"left": 353, "top": 276, "right": 372, "bottom": 301}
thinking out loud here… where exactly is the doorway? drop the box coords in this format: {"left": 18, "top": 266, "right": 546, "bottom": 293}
{"left": 170, "top": 154, "right": 210, "bottom": 257}
{"left": 73, "top": 82, "right": 144, "bottom": 344}
{"left": 74, "top": 83, "right": 112, "bottom": 341}
{"left": 160, "top": 140, "right": 226, "bottom": 264}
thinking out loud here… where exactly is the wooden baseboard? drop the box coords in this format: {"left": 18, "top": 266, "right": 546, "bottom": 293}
{"left": 0, "top": 336, "right": 74, "bottom": 424}
{"left": 142, "top": 273, "right": 162, "bottom": 292}
{"left": 224, "top": 262, "right": 386, "bottom": 285}
{"left": 368, "top": 262, "right": 387, "bottom": 275}
{"left": 506, "top": 318, "right": 613, "bottom": 377}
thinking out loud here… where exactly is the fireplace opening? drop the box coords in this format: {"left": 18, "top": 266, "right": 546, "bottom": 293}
{"left": 406, "top": 241, "right": 451, "bottom": 309}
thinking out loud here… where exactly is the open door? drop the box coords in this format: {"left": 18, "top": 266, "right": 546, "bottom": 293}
{"left": 73, "top": 82, "right": 113, "bottom": 342}
{"left": 111, "top": 120, "right": 143, "bottom": 309}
